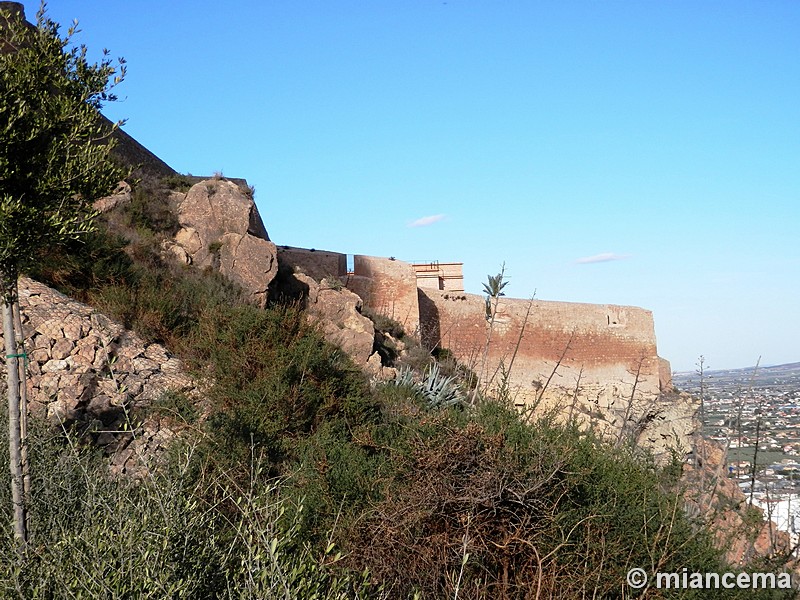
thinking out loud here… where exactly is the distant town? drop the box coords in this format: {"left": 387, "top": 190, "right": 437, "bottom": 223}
{"left": 674, "top": 362, "right": 800, "bottom": 540}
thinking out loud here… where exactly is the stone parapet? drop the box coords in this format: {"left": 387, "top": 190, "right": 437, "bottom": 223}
{"left": 418, "top": 288, "right": 692, "bottom": 458}
{"left": 277, "top": 246, "right": 347, "bottom": 281}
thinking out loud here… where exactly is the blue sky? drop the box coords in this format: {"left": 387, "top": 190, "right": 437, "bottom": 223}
{"left": 20, "top": 1, "right": 799, "bottom": 372}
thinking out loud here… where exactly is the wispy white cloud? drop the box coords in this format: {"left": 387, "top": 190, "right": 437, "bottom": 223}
{"left": 408, "top": 214, "right": 445, "bottom": 228}
{"left": 575, "top": 252, "right": 631, "bottom": 264}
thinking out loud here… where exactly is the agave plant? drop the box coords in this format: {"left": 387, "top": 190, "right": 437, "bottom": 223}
{"left": 393, "top": 367, "right": 416, "bottom": 389}
{"left": 393, "top": 363, "right": 464, "bottom": 410}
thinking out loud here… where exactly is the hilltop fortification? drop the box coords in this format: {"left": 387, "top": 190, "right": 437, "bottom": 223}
{"left": 278, "top": 248, "right": 692, "bottom": 457}
{"left": 2, "top": 1, "right": 694, "bottom": 457}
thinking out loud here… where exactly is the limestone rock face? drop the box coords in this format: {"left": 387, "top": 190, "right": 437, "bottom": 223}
{"left": 293, "top": 273, "right": 376, "bottom": 367}
{"left": 173, "top": 179, "right": 277, "bottom": 307}
{"left": 316, "top": 288, "right": 374, "bottom": 366}
{"left": 161, "top": 240, "right": 192, "bottom": 265}
{"left": 4, "top": 277, "right": 200, "bottom": 477}
{"left": 634, "top": 391, "right": 698, "bottom": 460}
{"left": 366, "top": 351, "right": 397, "bottom": 381}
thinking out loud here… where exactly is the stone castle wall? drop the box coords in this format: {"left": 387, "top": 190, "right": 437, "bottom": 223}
{"left": 412, "top": 262, "right": 465, "bottom": 292}
{"left": 346, "top": 256, "right": 421, "bottom": 336}
{"left": 275, "top": 245, "right": 673, "bottom": 411}
{"left": 420, "top": 290, "right": 664, "bottom": 406}
{"left": 277, "top": 246, "right": 347, "bottom": 281}
{"left": 418, "top": 289, "right": 690, "bottom": 457}
{"left": 275, "top": 249, "right": 422, "bottom": 337}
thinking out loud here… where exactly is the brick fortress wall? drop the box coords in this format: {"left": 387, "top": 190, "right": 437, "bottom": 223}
{"left": 276, "top": 245, "right": 671, "bottom": 418}
{"left": 346, "top": 256, "right": 420, "bottom": 336}
{"left": 419, "top": 289, "right": 668, "bottom": 412}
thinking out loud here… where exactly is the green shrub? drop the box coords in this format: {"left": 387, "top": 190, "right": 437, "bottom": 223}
{"left": 128, "top": 176, "right": 181, "bottom": 235}
{"left": 187, "top": 303, "right": 384, "bottom": 501}
{"left": 161, "top": 173, "right": 194, "bottom": 192}
{"left": 321, "top": 276, "right": 344, "bottom": 291}
{"left": 87, "top": 263, "right": 242, "bottom": 346}
{"left": 396, "top": 344, "right": 431, "bottom": 372}
{"left": 151, "top": 390, "right": 199, "bottom": 425}
{"left": 0, "top": 414, "right": 379, "bottom": 599}
{"left": 361, "top": 307, "right": 405, "bottom": 340}
{"left": 208, "top": 240, "right": 223, "bottom": 255}
{"left": 341, "top": 402, "right": 778, "bottom": 599}
{"left": 25, "top": 227, "right": 134, "bottom": 301}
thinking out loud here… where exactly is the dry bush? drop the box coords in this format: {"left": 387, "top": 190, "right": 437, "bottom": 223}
{"left": 343, "top": 404, "right": 726, "bottom": 599}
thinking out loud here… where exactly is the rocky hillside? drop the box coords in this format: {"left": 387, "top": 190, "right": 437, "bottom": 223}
{"left": 8, "top": 170, "right": 700, "bottom": 477}
{"left": 1, "top": 4, "right": 795, "bottom": 594}
{"left": 7, "top": 278, "right": 196, "bottom": 476}
{"left": 2, "top": 172, "right": 794, "bottom": 597}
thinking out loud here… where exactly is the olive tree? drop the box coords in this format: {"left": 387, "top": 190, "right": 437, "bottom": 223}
{"left": 0, "top": 2, "right": 125, "bottom": 546}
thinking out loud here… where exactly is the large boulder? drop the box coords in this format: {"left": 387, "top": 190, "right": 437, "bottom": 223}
{"left": 634, "top": 391, "right": 697, "bottom": 460}
{"left": 173, "top": 178, "right": 277, "bottom": 307}
{"left": 316, "top": 287, "right": 375, "bottom": 366}
{"left": 291, "top": 272, "right": 376, "bottom": 368}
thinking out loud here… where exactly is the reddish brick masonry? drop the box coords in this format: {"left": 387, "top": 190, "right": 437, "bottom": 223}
{"left": 412, "top": 262, "right": 465, "bottom": 292}
{"left": 346, "top": 256, "right": 421, "bottom": 336}
{"left": 419, "top": 289, "right": 667, "bottom": 408}
{"left": 275, "top": 248, "right": 671, "bottom": 410}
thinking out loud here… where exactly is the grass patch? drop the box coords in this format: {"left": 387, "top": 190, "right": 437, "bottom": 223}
{"left": 150, "top": 390, "right": 199, "bottom": 425}
{"left": 0, "top": 415, "right": 378, "bottom": 598}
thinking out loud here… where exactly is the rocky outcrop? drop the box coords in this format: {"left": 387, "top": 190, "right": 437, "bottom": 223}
{"left": 684, "top": 438, "right": 799, "bottom": 570}
{"left": 171, "top": 178, "right": 278, "bottom": 307}
{"left": 4, "top": 278, "right": 199, "bottom": 476}
{"left": 292, "top": 273, "right": 374, "bottom": 364}
{"left": 277, "top": 270, "right": 396, "bottom": 380}
{"left": 93, "top": 181, "right": 132, "bottom": 213}
{"left": 632, "top": 391, "right": 697, "bottom": 460}
{"left": 316, "top": 290, "right": 375, "bottom": 366}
